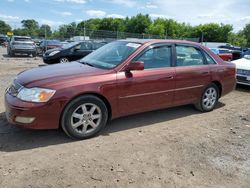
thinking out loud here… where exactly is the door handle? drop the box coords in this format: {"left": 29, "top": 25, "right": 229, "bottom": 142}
{"left": 202, "top": 71, "right": 209, "bottom": 75}
{"left": 165, "top": 75, "right": 174, "bottom": 80}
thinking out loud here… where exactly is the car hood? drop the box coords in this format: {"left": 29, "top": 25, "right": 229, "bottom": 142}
{"left": 16, "top": 62, "right": 110, "bottom": 88}
{"left": 44, "top": 48, "right": 63, "bottom": 55}
{"left": 232, "top": 58, "right": 250, "bottom": 70}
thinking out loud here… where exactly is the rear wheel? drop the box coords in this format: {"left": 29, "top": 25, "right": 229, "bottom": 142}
{"left": 61, "top": 95, "right": 108, "bottom": 139}
{"left": 195, "top": 83, "right": 219, "bottom": 112}
{"left": 60, "top": 57, "right": 69, "bottom": 63}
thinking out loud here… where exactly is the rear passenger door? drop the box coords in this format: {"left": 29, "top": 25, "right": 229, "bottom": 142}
{"left": 174, "top": 45, "right": 211, "bottom": 105}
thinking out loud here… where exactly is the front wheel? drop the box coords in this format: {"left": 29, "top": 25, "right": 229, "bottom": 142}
{"left": 59, "top": 57, "right": 69, "bottom": 63}
{"left": 61, "top": 95, "right": 108, "bottom": 139}
{"left": 195, "top": 83, "right": 219, "bottom": 112}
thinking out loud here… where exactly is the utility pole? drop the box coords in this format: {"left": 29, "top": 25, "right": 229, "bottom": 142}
{"left": 84, "top": 21, "right": 86, "bottom": 41}
{"left": 45, "top": 25, "right": 47, "bottom": 52}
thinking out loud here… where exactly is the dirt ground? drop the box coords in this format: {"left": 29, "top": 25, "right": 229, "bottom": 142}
{"left": 0, "top": 47, "right": 249, "bottom": 188}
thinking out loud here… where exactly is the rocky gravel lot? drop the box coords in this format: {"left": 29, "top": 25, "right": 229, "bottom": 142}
{"left": 0, "top": 47, "right": 249, "bottom": 188}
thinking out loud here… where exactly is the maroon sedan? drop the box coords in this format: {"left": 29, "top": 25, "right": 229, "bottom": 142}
{"left": 5, "top": 39, "right": 236, "bottom": 139}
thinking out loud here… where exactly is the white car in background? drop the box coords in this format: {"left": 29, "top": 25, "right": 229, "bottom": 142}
{"left": 232, "top": 55, "right": 250, "bottom": 86}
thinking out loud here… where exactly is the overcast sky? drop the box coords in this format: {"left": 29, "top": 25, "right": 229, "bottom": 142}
{"left": 0, "top": 0, "right": 249, "bottom": 32}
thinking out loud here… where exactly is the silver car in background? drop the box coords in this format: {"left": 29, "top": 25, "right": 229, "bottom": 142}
{"left": 7, "top": 36, "right": 37, "bottom": 57}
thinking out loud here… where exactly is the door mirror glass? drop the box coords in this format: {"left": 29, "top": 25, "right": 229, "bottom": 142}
{"left": 126, "top": 61, "right": 144, "bottom": 71}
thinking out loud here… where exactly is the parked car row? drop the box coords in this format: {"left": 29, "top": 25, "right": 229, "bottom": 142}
{"left": 5, "top": 35, "right": 107, "bottom": 61}
{"left": 208, "top": 44, "right": 250, "bottom": 62}
{"left": 210, "top": 48, "right": 233, "bottom": 61}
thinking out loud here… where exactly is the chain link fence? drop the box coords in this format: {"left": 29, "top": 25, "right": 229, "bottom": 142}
{"left": 52, "top": 28, "right": 200, "bottom": 42}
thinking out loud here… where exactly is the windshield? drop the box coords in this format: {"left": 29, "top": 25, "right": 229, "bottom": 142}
{"left": 79, "top": 41, "right": 141, "bottom": 69}
{"left": 62, "top": 41, "right": 79, "bottom": 49}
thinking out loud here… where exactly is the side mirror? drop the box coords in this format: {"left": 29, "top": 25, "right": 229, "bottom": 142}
{"left": 125, "top": 61, "right": 144, "bottom": 72}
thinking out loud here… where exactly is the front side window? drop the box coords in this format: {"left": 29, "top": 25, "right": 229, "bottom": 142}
{"left": 176, "top": 46, "right": 204, "bottom": 66}
{"left": 80, "top": 42, "right": 92, "bottom": 50}
{"left": 136, "top": 46, "right": 172, "bottom": 69}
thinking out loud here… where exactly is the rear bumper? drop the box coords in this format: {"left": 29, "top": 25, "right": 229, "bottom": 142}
{"left": 12, "top": 49, "right": 36, "bottom": 54}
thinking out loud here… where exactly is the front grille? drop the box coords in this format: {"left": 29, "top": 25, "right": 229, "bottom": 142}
{"left": 237, "top": 76, "right": 250, "bottom": 84}
{"left": 7, "top": 80, "right": 22, "bottom": 96}
{"left": 237, "top": 69, "right": 250, "bottom": 76}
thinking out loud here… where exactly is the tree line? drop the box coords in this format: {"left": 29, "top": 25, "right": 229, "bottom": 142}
{"left": 0, "top": 14, "right": 249, "bottom": 47}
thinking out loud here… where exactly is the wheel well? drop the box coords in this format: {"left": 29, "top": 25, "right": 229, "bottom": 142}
{"left": 212, "top": 81, "right": 222, "bottom": 97}
{"left": 64, "top": 93, "right": 112, "bottom": 121}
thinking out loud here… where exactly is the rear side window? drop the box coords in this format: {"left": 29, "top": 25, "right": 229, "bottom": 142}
{"left": 176, "top": 46, "right": 204, "bottom": 66}
{"left": 137, "top": 46, "right": 172, "bottom": 69}
{"left": 204, "top": 52, "right": 216, "bottom": 64}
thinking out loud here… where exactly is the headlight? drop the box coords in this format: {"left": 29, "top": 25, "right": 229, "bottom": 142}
{"left": 17, "top": 87, "right": 56, "bottom": 102}
{"left": 48, "top": 51, "right": 60, "bottom": 56}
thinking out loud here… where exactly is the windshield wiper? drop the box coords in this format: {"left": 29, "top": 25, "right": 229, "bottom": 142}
{"left": 80, "top": 61, "right": 95, "bottom": 67}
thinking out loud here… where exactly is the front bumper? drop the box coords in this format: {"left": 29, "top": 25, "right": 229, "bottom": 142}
{"left": 4, "top": 92, "right": 62, "bottom": 130}
{"left": 43, "top": 55, "right": 59, "bottom": 64}
{"left": 236, "top": 75, "right": 250, "bottom": 86}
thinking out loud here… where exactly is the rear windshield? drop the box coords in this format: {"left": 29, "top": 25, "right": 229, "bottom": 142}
{"left": 47, "top": 40, "right": 61, "bottom": 45}
{"left": 14, "top": 37, "right": 32, "bottom": 41}
{"left": 219, "top": 49, "right": 230, "bottom": 54}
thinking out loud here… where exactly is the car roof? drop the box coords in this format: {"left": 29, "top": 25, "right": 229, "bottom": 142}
{"left": 13, "top": 36, "right": 31, "bottom": 38}
{"left": 118, "top": 39, "right": 201, "bottom": 46}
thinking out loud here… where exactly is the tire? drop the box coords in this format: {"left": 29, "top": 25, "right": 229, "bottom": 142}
{"left": 194, "top": 83, "right": 219, "bottom": 112}
{"left": 32, "top": 53, "right": 37, "bottom": 57}
{"left": 61, "top": 95, "right": 108, "bottom": 139}
{"left": 60, "top": 57, "right": 69, "bottom": 63}
{"left": 9, "top": 50, "right": 14, "bottom": 57}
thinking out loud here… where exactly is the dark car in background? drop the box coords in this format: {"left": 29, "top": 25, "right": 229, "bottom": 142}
{"left": 0, "top": 35, "right": 8, "bottom": 47}
{"left": 43, "top": 41, "right": 106, "bottom": 64}
{"left": 7, "top": 36, "right": 37, "bottom": 57}
{"left": 37, "top": 40, "right": 62, "bottom": 55}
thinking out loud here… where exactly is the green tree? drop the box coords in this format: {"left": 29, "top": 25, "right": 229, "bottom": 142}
{"left": 125, "top": 14, "right": 152, "bottom": 33}
{"left": 21, "top": 19, "right": 39, "bottom": 37}
{"left": 228, "top": 32, "right": 247, "bottom": 46}
{"left": 38, "top": 24, "right": 52, "bottom": 38}
{"left": 0, "top": 20, "right": 12, "bottom": 35}
{"left": 242, "top": 23, "right": 250, "bottom": 46}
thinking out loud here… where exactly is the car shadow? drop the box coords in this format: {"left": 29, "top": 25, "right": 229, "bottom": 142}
{"left": 236, "top": 84, "right": 250, "bottom": 92}
{"left": 0, "top": 103, "right": 225, "bottom": 152}
{"left": 103, "top": 103, "right": 225, "bottom": 135}
{"left": 2, "top": 54, "right": 34, "bottom": 58}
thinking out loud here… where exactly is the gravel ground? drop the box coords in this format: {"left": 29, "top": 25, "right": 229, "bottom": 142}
{"left": 0, "top": 47, "right": 249, "bottom": 188}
